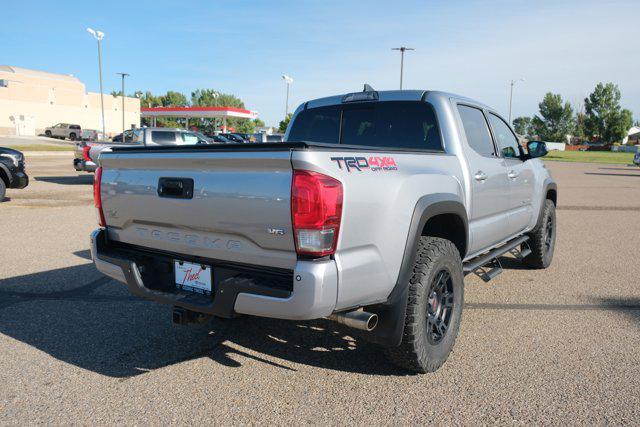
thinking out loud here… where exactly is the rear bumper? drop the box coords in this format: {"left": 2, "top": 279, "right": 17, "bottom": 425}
{"left": 74, "top": 158, "right": 97, "bottom": 172}
{"left": 90, "top": 228, "right": 337, "bottom": 320}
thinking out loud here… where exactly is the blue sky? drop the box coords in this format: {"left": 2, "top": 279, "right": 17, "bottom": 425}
{"left": 2, "top": 0, "right": 638, "bottom": 126}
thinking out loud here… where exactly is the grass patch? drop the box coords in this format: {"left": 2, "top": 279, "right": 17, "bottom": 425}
{"left": 544, "top": 150, "right": 634, "bottom": 165}
{"left": 8, "top": 144, "right": 73, "bottom": 152}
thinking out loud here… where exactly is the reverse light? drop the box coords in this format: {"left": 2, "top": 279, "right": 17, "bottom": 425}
{"left": 93, "top": 166, "right": 106, "bottom": 227}
{"left": 291, "top": 170, "right": 343, "bottom": 257}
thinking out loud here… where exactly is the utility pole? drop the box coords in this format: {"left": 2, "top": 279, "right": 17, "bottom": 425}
{"left": 116, "top": 73, "right": 129, "bottom": 138}
{"left": 508, "top": 78, "right": 526, "bottom": 125}
{"left": 392, "top": 47, "right": 414, "bottom": 90}
{"left": 282, "top": 74, "right": 293, "bottom": 117}
{"left": 87, "top": 28, "right": 106, "bottom": 139}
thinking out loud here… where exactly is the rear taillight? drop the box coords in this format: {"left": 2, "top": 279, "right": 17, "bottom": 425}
{"left": 93, "top": 166, "right": 106, "bottom": 227}
{"left": 291, "top": 170, "right": 343, "bottom": 257}
{"left": 83, "top": 145, "right": 92, "bottom": 162}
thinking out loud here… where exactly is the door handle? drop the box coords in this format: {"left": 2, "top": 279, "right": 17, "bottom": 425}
{"left": 474, "top": 171, "right": 488, "bottom": 182}
{"left": 508, "top": 170, "right": 519, "bottom": 179}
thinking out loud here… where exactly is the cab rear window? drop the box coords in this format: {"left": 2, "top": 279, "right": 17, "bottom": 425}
{"left": 288, "top": 101, "right": 442, "bottom": 151}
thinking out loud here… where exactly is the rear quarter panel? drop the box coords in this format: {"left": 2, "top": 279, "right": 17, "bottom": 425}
{"left": 292, "top": 149, "right": 465, "bottom": 310}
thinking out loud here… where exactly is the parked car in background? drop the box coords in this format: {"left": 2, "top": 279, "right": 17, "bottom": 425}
{"left": 634, "top": 151, "right": 640, "bottom": 166}
{"left": 234, "top": 133, "right": 258, "bottom": 142}
{"left": 81, "top": 129, "right": 102, "bottom": 141}
{"left": 219, "top": 133, "right": 246, "bottom": 143}
{"left": 265, "top": 134, "right": 284, "bottom": 143}
{"left": 74, "top": 128, "right": 210, "bottom": 173}
{"left": 211, "top": 134, "right": 232, "bottom": 143}
{"left": 44, "top": 123, "right": 82, "bottom": 141}
{"left": 0, "top": 147, "right": 28, "bottom": 201}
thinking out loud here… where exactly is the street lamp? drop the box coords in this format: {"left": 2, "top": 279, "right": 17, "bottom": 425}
{"left": 282, "top": 74, "right": 293, "bottom": 117}
{"left": 116, "top": 72, "right": 129, "bottom": 138}
{"left": 508, "top": 77, "right": 526, "bottom": 125}
{"left": 392, "top": 47, "right": 414, "bottom": 90}
{"left": 87, "top": 27, "right": 106, "bottom": 139}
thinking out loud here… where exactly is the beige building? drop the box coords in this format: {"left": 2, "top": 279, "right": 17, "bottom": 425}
{"left": 0, "top": 65, "right": 140, "bottom": 137}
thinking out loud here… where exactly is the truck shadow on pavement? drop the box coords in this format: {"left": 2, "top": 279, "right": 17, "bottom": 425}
{"left": 34, "top": 175, "right": 94, "bottom": 185}
{"left": 2, "top": 263, "right": 639, "bottom": 379}
{"left": 0, "top": 263, "right": 404, "bottom": 378}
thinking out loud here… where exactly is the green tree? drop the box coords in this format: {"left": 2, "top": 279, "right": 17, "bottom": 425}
{"left": 159, "top": 91, "right": 188, "bottom": 107}
{"left": 138, "top": 91, "right": 160, "bottom": 108}
{"left": 191, "top": 89, "right": 254, "bottom": 132}
{"left": 584, "top": 82, "right": 634, "bottom": 143}
{"left": 512, "top": 116, "right": 532, "bottom": 136}
{"left": 574, "top": 112, "right": 587, "bottom": 140}
{"left": 279, "top": 113, "right": 293, "bottom": 133}
{"left": 531, "top": 93, "right": 574, "bottom": 142}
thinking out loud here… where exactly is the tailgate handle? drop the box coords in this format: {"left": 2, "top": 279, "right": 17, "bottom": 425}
{"left": 158, "top": 177, "right": 194, "bottom": 199}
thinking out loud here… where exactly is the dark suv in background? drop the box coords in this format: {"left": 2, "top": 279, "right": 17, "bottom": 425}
{"left": 0, "top": 147, "right": 29, "bottom": 201}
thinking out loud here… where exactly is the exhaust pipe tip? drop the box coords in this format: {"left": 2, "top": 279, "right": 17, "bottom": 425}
{"left": 366, "top": 313, "right": 379, "bottom": 331}
{"left": 328, "top": 310, "right": 378, "bottom": 331}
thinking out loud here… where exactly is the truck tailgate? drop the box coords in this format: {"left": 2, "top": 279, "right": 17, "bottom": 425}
{"left": 99, "top": 150, "right": 297, "bottom": 270}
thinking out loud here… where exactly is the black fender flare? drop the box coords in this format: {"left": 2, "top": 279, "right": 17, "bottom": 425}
{"left": 533, "top": 179, "right": 557, "bottom": 228}
{"left": 366, "top": 193, "right": 468, "bottom": 347}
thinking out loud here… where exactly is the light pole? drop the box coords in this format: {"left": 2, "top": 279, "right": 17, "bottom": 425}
{"left": 392, "top": 47, "right": 414, "bottom": 90}
{"left": 116, "top": 72, "right": 129, "bottom": 137}
{"left": 282, "top": 74, "right": 293, "bottom": 117}
{"left": 508, "top": 77, "right": 526, "bottom": 125}
{"left": 87, "top": 28, "right": 106, "bottom": 139}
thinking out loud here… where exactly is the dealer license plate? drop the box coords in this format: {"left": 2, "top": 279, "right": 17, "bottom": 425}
{"left": 174, "top": 261, "right": 212, "bottom": 295}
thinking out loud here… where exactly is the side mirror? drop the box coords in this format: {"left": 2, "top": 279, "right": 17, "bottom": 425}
{"left": 527, "top": 141, "right": 548, "bottom": 158}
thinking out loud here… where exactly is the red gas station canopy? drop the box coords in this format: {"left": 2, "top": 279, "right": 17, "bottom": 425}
{"left": 141, "top": 106, "right": 258, "bottom": 119}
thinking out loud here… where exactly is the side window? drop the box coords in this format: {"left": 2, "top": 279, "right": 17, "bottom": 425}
{"left": 487, "top": 113, "right": 521, "bottom": 159}
{"left": 151, "top": 131, "right": 177, "bottom": 145}
{"left": 180, "top": 132, "right": 200, "bottom": 144}
{"left": 457, "top": 105, "right": 495, "bottom": 157}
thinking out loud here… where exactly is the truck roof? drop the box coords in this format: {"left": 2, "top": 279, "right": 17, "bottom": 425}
{"left": 304, "top": 89, "right": 492, "bottom": 111}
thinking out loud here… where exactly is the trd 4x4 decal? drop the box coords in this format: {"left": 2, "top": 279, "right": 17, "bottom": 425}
{"left": 330, "top": 156, "right": 398, "bottom": 172}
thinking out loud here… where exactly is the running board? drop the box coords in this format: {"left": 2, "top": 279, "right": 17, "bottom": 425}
{"left": 463, "top": 235, "right": 530, "bottom": 279}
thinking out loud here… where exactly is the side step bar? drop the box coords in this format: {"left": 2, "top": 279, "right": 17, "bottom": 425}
{"left": 463, "top": 235, "right": 530, "bottom": 281}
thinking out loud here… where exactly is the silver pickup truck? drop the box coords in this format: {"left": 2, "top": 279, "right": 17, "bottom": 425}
{"left": 74, "top": 128, "right": 211, "bottom": 172}
{"left": 90, "top": 88, "right": 557, "bottom": 372}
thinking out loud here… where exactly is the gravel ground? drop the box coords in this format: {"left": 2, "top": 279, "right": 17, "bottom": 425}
{"left": 0, "top": 156, "right": 639, "bottom": 424}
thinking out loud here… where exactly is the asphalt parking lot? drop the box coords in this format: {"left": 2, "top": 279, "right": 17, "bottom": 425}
{"left": 1, "top": 153, "right": 639, "bottom": 424}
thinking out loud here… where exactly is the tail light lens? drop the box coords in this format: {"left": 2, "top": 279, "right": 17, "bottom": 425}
{"left": 291, "top": 170, "right": 343, "bottom": 257}
{"left": 93, "top": 167, "right": 106, "bottom": 227}
{"left": 83, "top": 145, "right": 92, "bottom": 162}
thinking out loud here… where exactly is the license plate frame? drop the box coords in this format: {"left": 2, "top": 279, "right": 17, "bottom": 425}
{"left": 174, "top": 260, "right": 212, "bottom": 295}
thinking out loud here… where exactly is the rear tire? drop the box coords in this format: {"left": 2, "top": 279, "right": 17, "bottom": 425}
{"left": 0, "top": 178, "right": 6, "bottom": 202}
{"left": 69, "top": 133, "right": 76, "bottom": 141}
{"left": 386, "top": 237, "right": 464, "bottom": 373}
{"left": 523, "top": 199, "right": 556, "bottom": 269}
